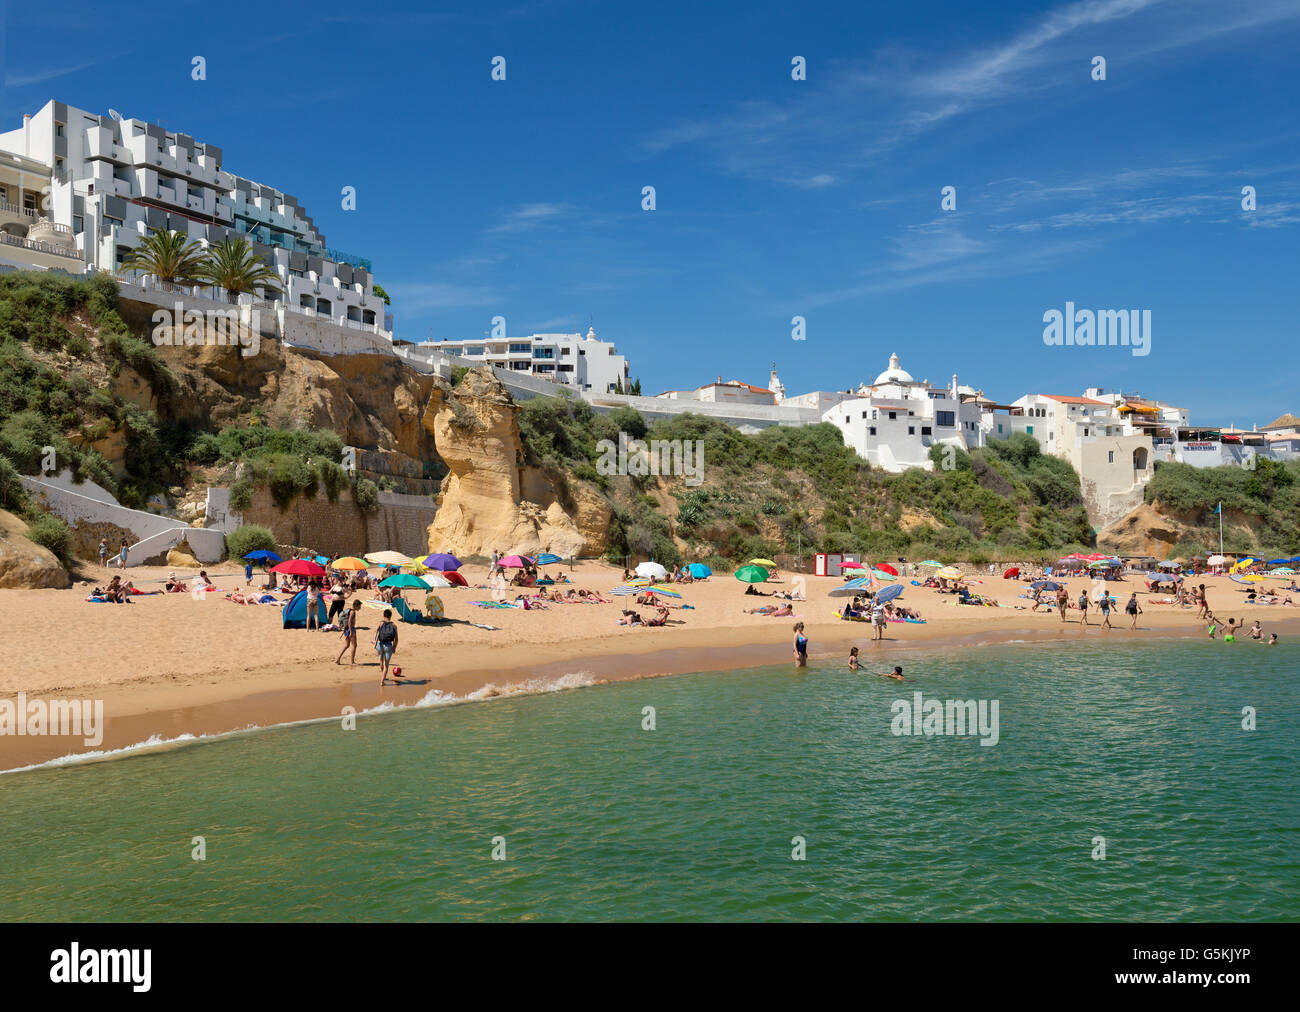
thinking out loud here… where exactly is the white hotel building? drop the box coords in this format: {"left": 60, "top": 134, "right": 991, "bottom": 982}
{"left": 0, "top": 100, "right": 388, "bottom": 330}
{"left": 824, "top": 353, "right": 985, "bottom": 471}
{"left": 418, "top": 328, "right": 631, "bottom": 394}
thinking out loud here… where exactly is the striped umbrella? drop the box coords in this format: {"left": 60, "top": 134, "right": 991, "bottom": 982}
{"left": 535, "top": 552, "right": 563, "bottom": 565}
{"left": 647, "top": 585, "right": 682, "bottom": 598}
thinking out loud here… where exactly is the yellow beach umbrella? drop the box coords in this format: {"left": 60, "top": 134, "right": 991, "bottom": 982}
{"left": 424, "top": 593, "right": 445, "bottom": 620}
{"left": 332, "top": 556, "right": 369, "bottom": 570}
{"left": 936, "top": 566, "right": 963, "bottom": 580}
{"left": 749, "top": 558, "right": 778, "bottom": 568}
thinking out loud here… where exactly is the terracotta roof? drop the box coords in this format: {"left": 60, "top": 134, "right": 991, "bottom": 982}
{"left": 1043, "top": 395, "right": 1109, "bottom": 405}
{"left": 1263, "top": 412, "right": 1300, "bottom": 430}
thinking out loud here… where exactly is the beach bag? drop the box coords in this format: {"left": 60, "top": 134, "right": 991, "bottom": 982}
{"left": 377, "top": 621, "right": 397, "bottom": 644}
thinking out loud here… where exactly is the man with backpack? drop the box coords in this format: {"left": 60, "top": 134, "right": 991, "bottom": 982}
{"left": 373, "top": 609, "right": 400, "bottom": 686}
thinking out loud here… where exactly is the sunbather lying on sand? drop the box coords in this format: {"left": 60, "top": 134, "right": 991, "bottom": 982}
{"left": 617, "top": 609, "right": 643, "bottom": 626}
{"left": 747, "top": 603, "right": 795, "bottom": 616}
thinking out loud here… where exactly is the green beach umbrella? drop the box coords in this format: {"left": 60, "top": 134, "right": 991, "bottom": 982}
{"left": 734, "top": 565, "right": 770, "bottom": 583}
{"left": 920, "top": 560, "right": 942, "bottom": 567}
{"left": 379, "top": 573, "right": 429, "bottom": 589}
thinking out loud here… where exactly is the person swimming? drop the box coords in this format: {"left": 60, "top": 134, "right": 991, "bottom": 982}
{"left": 878, "top": 665, "right": 904, "bottom": 681}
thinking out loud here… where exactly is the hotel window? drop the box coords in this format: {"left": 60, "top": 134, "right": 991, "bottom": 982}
{"left": 1108, "top": 451, "right": 1115, "bottom": 463}
{"left": 862, "top": 412, "right": 868, "bottom": 419}
{"left": 510, "top": 343, "right": 531, "bottom": 354}
{"left": 465, "top": 346, "right": 485, "bottom": 356}
{"left": 56, "top": 122, "right": 65, "bottom": 138}
{"left": 922, "top": 426, "right": 932, "bottom": 436}
{"left": 936, "top": 411, "right": 955, "bottom": 427}
{"left": 1027, "top": 426, "right": 1034, "bottom": 435}
{"left": 997, "top": 424, "right": 1003, "bottom": 433}
{"left": 908, "top": 426, "right": 915, "bottom": 435}
{"left": 869, "top": 426, "right": 877, "bottom": 436}
{"left": 888, "top": 411, "right": 897, "bottom": 420}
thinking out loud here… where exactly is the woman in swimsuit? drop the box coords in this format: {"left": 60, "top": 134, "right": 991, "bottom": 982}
{"left": 792, "top": 622, "right": 808, "bottom": 668}
{"left": 336, "top": 600, "right": 362, "bottom": 665}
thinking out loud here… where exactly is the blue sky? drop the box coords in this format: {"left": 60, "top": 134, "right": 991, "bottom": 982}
{"left": 2, "top": 0, "right": 1298, "bottom": 426}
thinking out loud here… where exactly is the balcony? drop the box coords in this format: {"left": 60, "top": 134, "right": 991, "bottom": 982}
{"left": 0, "top": 229, "right": 83, "bottom": 262}
{"left": 0, "top": 199, "right": 39, "bottom": 232}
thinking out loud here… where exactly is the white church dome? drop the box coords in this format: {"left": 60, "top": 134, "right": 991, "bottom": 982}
{"left": 872, "top": 352, "right": 915, "bottom": 386}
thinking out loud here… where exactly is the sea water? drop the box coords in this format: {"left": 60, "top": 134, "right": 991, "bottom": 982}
{"left": 1, "top": 639, "right": 1295, "bottom": 921}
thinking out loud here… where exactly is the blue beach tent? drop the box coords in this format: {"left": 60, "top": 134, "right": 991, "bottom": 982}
{"left": 283, "top": 589, "right": 328, "bottom": 629}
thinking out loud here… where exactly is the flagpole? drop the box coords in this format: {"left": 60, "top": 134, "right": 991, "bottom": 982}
{"left": 1218, "top": 501, "right": 1223, "bottom": 558}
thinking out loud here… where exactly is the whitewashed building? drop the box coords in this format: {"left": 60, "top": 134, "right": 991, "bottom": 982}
{"left": 0, "top": 100, "right": 387, "bottom": 330}
{"left": 824, "top": 353, "right": 985, "bottom": 471}
{"left": 418, "top": 327, "right": 630, "bottom": 394}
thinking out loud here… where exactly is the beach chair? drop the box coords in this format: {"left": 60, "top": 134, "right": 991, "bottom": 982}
{"left": 391, "top": 597, "right": 429, "bottom": 624}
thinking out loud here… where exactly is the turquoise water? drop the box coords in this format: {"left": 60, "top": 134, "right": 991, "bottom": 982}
{"left": 2, "top": 639, "right": 1296, "bottom": 921}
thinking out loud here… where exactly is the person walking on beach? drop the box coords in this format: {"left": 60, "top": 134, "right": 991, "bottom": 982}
{"left": 1098, "top": 592, "right": 1112, "bottom": 629}
{"left": 98, "top": 538, "right": 109, "bottom": 569}
{"left": 871, "top": 597, "right": 886, "bottom": 641}
{"left": 336, "top": 599, "right": 362, "bottom": 665}
{"left": 374, "top": 609, "right": 399, "bottom": 684}
{"left": 1056, "top": 585, "right": 1069, "bottom": 621}
{"left": 1126, "top": 592, "right": 1142, "bottom": 631}
{"left": 1077, "top": 591, "right": 1089, "bottom": 626}
{"left": 489, "top": 549, "right": 500, "bottom": 579}
{"left": 1196, "top": 584, "right": 1209, "bottom": 619}
{"left": 792, "top": 622, "right": 808, "bottom": 668}
{"left": 244, "top": 558, "right": 254, "bottom": 587}
{"left": 117, "top": 540, "right": 130, "bottom": 570}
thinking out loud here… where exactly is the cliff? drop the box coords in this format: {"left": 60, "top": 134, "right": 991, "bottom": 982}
{"left": 422, "top": 371, "right": 610, "bottom": 557}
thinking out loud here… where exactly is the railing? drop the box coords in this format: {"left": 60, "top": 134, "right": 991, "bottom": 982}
{"left": 0, "top": 231, "right": 82, "bottom": 259}
{"left": 0, "top": 200, "right": 38, "bottom": 220}
{"left": 326, "top": 248, "right": 372, "bottom": 272}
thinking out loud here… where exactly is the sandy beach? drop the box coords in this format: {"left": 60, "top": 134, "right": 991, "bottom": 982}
{"left": 2, "top": 561, "right": 1295, "bottom": 770}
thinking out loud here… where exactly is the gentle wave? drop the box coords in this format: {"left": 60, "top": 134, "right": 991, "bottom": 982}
{"left": 0, "top": 671, "right": 600, "bottom": 776}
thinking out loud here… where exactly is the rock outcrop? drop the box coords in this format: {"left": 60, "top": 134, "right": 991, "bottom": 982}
{"left": 422, "top": 371, "right": 610, "bottom": 558}
{"left": 0, "top": 509, "right": 71, "bottom": 589}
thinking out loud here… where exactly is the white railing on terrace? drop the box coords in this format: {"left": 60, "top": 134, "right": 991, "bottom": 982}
{"left": 0, "top": 231, "right": 82, "bottom": 259}
{"left": 0, "top": 200, "right": 38, "bottom": 220}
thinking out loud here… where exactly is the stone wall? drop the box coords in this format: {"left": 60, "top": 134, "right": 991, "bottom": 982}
{"left": 239, "top": 486, "right": 437, "bottom": 558}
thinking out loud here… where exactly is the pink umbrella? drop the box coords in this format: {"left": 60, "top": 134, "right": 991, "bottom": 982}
{"left": 499, "top": 555, "right": 531, "bottom": 568}
{"left": 840, "top": 561, "right": 864, "bottom": 569}
{"left": 271, "top": 559, "right": 326, "bottom": 576}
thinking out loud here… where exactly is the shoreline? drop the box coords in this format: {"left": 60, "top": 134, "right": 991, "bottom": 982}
{"left": 5, "top": 581, "right": 1295, "bottom": 771}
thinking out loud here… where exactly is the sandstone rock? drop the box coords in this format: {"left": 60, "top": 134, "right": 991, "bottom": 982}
{"left": 167, "top": 541, "right": 203, "bottom": 568}
{"left": 0, "top": 509, "right": 71, "bottom": 589}
{"left": 422, "top": 370, "right": 611, "bottom": 558}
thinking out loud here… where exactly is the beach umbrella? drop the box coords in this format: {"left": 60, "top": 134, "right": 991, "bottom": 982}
{"left": 1268, "top": 566, "right": 1294, "bottom": 575}
{"left": 1002, "top": 567, "right": 1020, "bottom": 578}
{"left": 379, "top": 573, "right": 429, "bottom": 589}
{"left": 421, "top": 573, "right": 452, "bottom": 588}
{"left": 870, "top": 569, "right": 898, "bottom": 582}
{"left": 647, "top": 585, "right": 682, "bottom": 599}
{"left": 875, "top": 584, "right": 904, "bottom": 604}
{"left": 443, "top": 570, "right": 468, "bottom": 587}
{"left": 749, "top": 558, "right": 778, "bottom": 569}
{"left": 499, "top": 554, "right": 531, "bottom": 569}
{"left": 332, "top": 556, "right": 369, "bottom": 571}
{"left": 839, "top": 560, "right": 865, "bottom": 569}
{"left": 271, "top": 559, "right": 326, "bottom": 576}
{"left": 920, "top": 560, "right": 942, "bottom": 568}
{"left": 423, "top": 553, "right": 462, "bottom": 571}
{"left": 1158, "top": 560, "right": 1181, "bottom": 569}
{"left": 1230, "top": 574, "right": 1266, "bottom": 584}
{"left": 424, "top": 594, "right": 444, "bottom": 620}
{"left": 635, "top": 561, "right": 668, "bottom": 581}
{"left": 876, "top": 562, "right": 899, "bottom": 576}
{"left": 244, "top": 549, "right": 282, "bottom": 562}
{"left": 686, "top": 563, "right": 712, "bottom": 579}
{"left": 936, "top": 566, "right": 963, "bottom": 580}
{"left": 1031, "top": 580, "right": 1062, "bottom": 591}
{"left": 313, "top": 555, "right": 330, "bottom": 566}
{"left": 1147, "top": 572, "right": 1178, "bottom": 583}
{"left": 627, "top": 577, "right": 652, "bottom": 587}
{"left": 1206, "top": 554, "right": 1227, "bottom": 566}
{"left": 830, "top": 578, "right": 872, "bottom": 597}
{"left": 609, "top": 585, "right": 641, "bottom": 596}
{"left": 365, "top": 550, "right": 412, "bottom": 567}
{"left": 535, "top": 552, "right": 563, "bottom": 566}
{"left": 734, "top": 565, "right": 770, "bottom": 584}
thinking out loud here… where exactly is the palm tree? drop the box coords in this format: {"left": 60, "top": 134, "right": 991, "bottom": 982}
{"left": 121, "top": 229, "right": 208, "bottom": 288}
{"left": 199, "top": 237, "right": 283, "bottom": 302}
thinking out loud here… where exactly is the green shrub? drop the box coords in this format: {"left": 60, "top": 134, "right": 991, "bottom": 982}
{"left": 354, "top": 478, "right": 380, "bottom": 512}
{"left": 228, "top": 481, "right": 252, "bottom": 512}
{"left": 225, "top": 524, "right": 277, "bottom": 561}
{"left": 0, "top": 455, "right": 27, "bottom": 512}
{"left": 26, "top": 512, "right": 70, "bottom": 561}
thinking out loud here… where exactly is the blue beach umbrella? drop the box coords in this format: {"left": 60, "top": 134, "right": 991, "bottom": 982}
{"left": 875, "top": 584, "right": 904, "bottom": 603}
{"left": 686, "top": 563, "right": 712, "bottom": 578}
{"left": 244, "top": 549, "right": 282, "bottom": 562}
{"left": 1031, "top": 580, "right": 1062, "bottom": 591}
{"left": 535, "top": 552, "right": 562, "bottom": 565}
{"left": 1146, "top": 572, "right": 1179, "bottom": 583}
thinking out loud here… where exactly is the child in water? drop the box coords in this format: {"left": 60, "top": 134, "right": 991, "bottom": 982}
{"left": 848, "top": 646, "right": 859, "bottom": 671}
{"left": 878, "top": 665, "right": 905, "bottom": 682}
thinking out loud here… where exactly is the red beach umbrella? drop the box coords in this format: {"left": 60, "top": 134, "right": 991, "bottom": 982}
{"left": 1003, "top": 567, "right": 1020, "bottom": 579}
{"left": 443, "top": 570, "right": 468, "bottom": 587}
{"left": 271, "top": 559, "right": 326, "bottom": 576}
{"left": 876, "top": 563, "right": 898, "bottom": 576}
